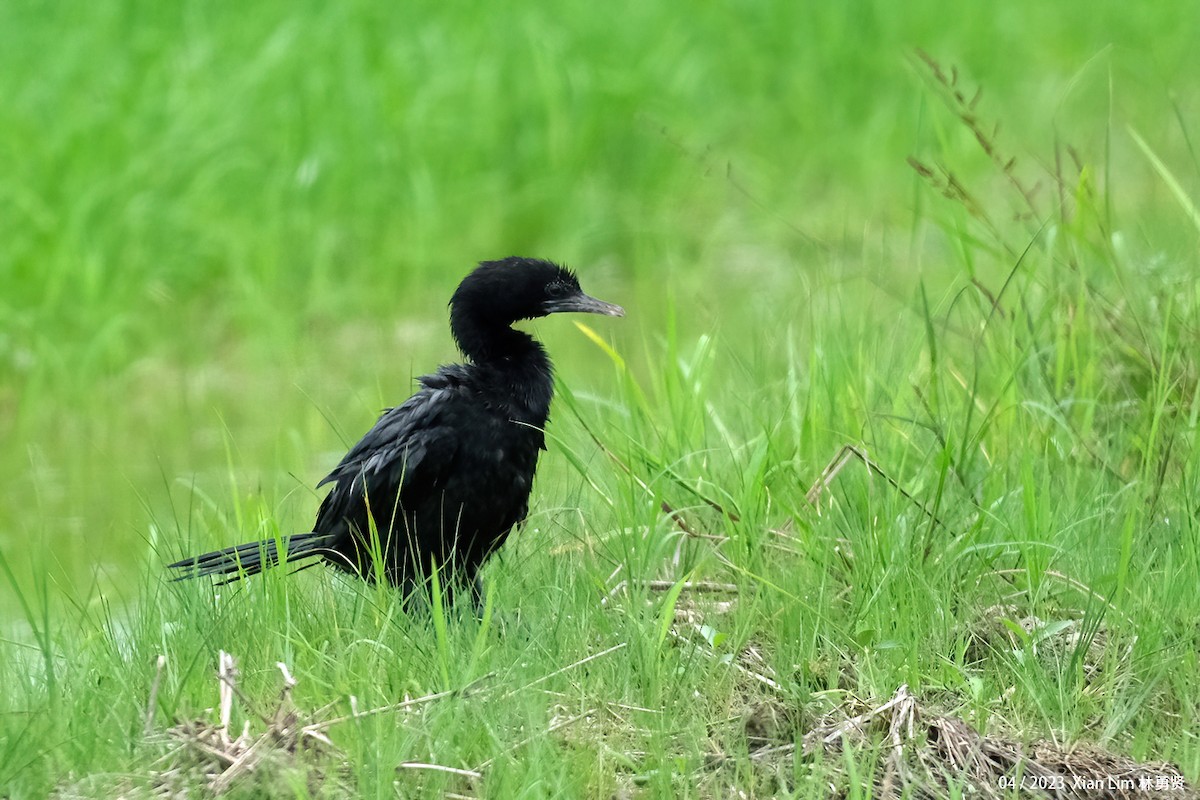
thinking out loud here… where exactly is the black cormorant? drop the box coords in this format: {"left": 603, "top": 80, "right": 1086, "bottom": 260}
{"left": 168, "top": 257, "right": 623, "bottom": 595}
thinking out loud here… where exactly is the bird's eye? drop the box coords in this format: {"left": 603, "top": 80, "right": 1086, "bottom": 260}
{"left": 546, "top": 281, "right": 569, "bottom": 297}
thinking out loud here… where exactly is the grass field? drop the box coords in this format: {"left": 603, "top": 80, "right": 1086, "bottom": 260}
{"left": 3, "top": 1, "right": 1200, "bottom": 796}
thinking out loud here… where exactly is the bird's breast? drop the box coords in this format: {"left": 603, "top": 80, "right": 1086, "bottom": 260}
{"left": 458, "top": 414, "right": 542, "bottom": 476}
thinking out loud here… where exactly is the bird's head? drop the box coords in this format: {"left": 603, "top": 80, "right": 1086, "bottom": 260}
{"left": 452, "top": 257, "right": 625, "bottom": 324}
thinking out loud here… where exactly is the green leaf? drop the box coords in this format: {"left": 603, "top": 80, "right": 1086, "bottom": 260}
{"left": 655, "top": 573, "right": 691, "bottom": 650}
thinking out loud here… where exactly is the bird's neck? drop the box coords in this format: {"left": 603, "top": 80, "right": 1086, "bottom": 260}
{"left": 451, "top": 308, "right": 537, "bottom": 363}
{"left": 451, "top": 313, "right": 554, "bottom": 419}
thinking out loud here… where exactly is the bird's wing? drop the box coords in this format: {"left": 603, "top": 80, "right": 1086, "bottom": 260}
{"left": 317, "top": 387, "right": 460, "bottom": 503}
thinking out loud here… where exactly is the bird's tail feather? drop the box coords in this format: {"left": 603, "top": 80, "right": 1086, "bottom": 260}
{"left": 168, "top": 532, "right": 337, "bottom": 582}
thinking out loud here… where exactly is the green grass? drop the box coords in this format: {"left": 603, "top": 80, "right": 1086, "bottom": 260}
{"left": 3, "top": 0, "right": 1200, "bottom": 796}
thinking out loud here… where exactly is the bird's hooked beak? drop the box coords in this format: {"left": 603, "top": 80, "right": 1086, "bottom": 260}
{"left": 543, "top": 292, "right": 625, "bottom": 318}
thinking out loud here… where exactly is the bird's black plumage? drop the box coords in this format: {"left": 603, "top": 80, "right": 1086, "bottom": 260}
{"left": 169, "top": 257, "right": 623, "bottom": 595}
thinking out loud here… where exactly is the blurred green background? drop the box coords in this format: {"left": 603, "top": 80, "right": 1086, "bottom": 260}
{"left": 1, "top": 0, "right": 1197, "bottom": 605}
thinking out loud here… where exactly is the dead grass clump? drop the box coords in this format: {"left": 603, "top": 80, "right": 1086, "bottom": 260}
{"left": 729, "top": 685, "right": 1194, "bottom": 799}
{"left": 149, "top": 653, "right": 343, "bottom": 797}
{"left": 965, "top": 603, "right": 1109, "bottom": 681}
{"left": 137, "top": 651, "right": 490, "bottom": 797}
